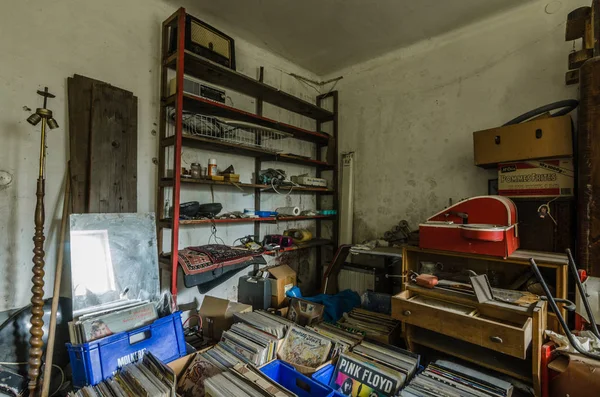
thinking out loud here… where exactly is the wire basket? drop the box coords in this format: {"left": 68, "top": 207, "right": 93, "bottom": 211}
{"left": 166, "top": 108, "right": 292, "bottom": 152}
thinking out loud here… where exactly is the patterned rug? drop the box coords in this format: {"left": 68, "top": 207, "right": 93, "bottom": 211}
{"left": 178, "top": 245, "right": 256, "bottom": 275}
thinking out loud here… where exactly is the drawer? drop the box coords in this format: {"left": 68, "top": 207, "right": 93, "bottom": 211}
{"left": 392, "top": 291, "right": 532, "bottom": 359}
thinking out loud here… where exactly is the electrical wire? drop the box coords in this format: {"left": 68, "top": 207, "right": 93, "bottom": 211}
{"left": 293, "top": 76, "right": 321, "bottom": 94}
{"left": 0, "top": 362, "right": 64, "bottom": 396}
{"left": 321, "top": 78, "right": 340, "bottom": 97}
{"left": 182, "top": 314, "right": 203, "bottom": 329}
{"left": 289, "top": 73, "right": 343, "bottom": 96}
{"left": 208, "top": 219, "right": 225, "bottom": 246}
{"left": 271, "top": 177, "right": 294, "bottom": 196}
{"left": 268, "top": 168, "right": 302, "bottom": 197}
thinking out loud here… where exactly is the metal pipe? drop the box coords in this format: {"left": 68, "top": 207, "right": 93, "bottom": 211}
{"left": 38, "top": 117, "right": 46, "bottom": 177}
{"left": 530, "top": 258, "right": 600, "bottom": 361}
{"left": 566, "top": 248, "right": 600, "bottom": 338}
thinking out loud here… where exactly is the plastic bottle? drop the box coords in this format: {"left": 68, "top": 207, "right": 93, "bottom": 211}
{"left": 208, "top": 158, "right": 217, "bottom": 176}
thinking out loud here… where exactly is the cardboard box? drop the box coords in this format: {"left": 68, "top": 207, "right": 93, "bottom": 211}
{"left": 498, "top": 158, "right": 574, "bottom": 198}
{"left": 549, "top": 354, "right": 600, "bottom": 397}
{"left": 198, "top": 296, "right": 252, "bottom": 341}
{"left": 473, "top": 115, "right": 573, "bottom": 167}
{"left": 264, "top": 265, "right": 297, "bottom": 308}
{"left": 287, "top": 298, "right": 324, "bottom": 326}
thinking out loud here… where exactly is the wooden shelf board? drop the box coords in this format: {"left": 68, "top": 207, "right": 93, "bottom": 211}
{"left": 159, "top": 177, "right": 334, "bottom": 194}
{"left": 160, "top": 133, "right": 334, "bottom": 169}
{"left": 162, "top": 93, "right": 330, "bottom": 144}
{"left": 158, "top": 215, "right": 336, "bottom": 228}
{"left": 409, "top": 327, "right": 532, "bottom": 383}
{"left": 163, "top": 50, "right": 334, "bottom": 121}
{"left": 263, "top": 238, "right": 333, "bottom": 255}
{"left": 158, "top": 238, "right": 333, "bottom": 271}
{"left": 405, "top": 246, "right": 568, "bottom": 268}
{"left": 350, "top": 246, "right": 404, "bottom": 258}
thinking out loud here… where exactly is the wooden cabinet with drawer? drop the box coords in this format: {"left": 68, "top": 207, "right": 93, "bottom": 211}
{"left": 393, "top": 289, "right": 533, "bottom": 359}
{"left": 401, "top": 246, "right": 568, "bottom": 334}
{"left": 392, "top": 283, "right": 547, "bottom": 396}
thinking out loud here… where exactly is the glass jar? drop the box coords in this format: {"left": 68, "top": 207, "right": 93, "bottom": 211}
{"left": 191, "top": 163, "right": 202, "bottom": 179}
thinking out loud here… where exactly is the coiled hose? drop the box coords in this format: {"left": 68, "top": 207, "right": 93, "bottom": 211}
{"left": 503, "top": 100, "right": 579, "bottom": 126}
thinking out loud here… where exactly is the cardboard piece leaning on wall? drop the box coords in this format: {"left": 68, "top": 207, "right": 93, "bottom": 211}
{"left": 198, "top": 296, "right": 252, "bottom": 341}
{"left": 264, "top": 265, "right": 297, "bottom": 309}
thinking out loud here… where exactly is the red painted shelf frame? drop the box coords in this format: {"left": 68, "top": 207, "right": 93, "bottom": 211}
{"left": 157, "top": 8, "right": 339, "bottom": 301}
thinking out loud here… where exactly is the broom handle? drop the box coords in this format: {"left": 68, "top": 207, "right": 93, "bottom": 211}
{"left": 40, "top": 167, "right": 70, "bottom": 397}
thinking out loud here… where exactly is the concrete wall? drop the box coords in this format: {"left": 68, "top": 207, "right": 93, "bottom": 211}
{"left": 0, "top": 0, "right": 325, "bottom": 312}
{"left": 330, "top": 0, "right": 585, "bottom": 242}
{"left": 1, "top": 0, "right": 586, "bottom": 314}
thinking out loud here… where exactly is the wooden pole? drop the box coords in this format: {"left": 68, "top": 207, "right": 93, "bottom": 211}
{"left": 28, "top": 117, "right": 47, "bottom": 395}
{"left": 28, "top": 86, "right": 57, "bottom": 396}
{"left": 40, "top": 166, "right": 70, "bottom": 397}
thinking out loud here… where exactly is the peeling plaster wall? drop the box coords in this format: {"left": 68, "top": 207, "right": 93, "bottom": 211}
{"left": 331, "top": 0, "right": 584, "bottom": 242}
{"left": 0, "top": 0, "right": 324, "bottom": 312}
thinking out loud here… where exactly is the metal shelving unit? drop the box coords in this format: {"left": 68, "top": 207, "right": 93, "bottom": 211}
{"left": 157, "top": 8, "right": 339, "bottom": 300}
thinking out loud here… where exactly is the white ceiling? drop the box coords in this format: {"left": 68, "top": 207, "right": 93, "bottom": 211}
{"left": 179, "top": 0, "right": 532, "bottom": 76}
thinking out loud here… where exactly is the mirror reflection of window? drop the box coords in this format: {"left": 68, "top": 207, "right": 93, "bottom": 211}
{"left": 71, "top": 230, "right": 116, "bottom": 296}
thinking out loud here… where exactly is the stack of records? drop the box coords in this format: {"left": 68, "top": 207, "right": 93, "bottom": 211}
{"left": 329, "top": 352, "right": 409, "bottom": 397}
{"left": 233, "top": 310, "right": 292, "bottom": 339}
{"left": 307, "top": 322, "right": 363, "bottom": 357}
{"left": 336, "top": 308, "right": 400, "bottom": 341}
{"left": 402, "top": 360, "right": 514, "bottom": 397}
{"left": 177, "top": 351, "right": 223, "bottom": 396}
{"left": 278, "top": 325, "right": 333, "bottom": 371}
{"left": 178, "top": 351, "right": 296, "bottom": 397}
{"left": 202, "top": 345, "right": 245, "bottom": 369}
{"left": 205, "top": 364, "right": 296, "bottom": 397}
{"left": 219, "top": 322, "right": 281, "bottom": 366}
{"left": 68, "top": 301, "right": 158, "bottom": 344}
{"left": 68, "top": 352, "right": 175, "bottom": 396}
{"left": 352, "top": 340, "right": 419, "bottom": 380}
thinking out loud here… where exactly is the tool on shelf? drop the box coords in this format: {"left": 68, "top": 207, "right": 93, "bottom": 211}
{"left": 284, "top": 229, "right": 313, "bottom": 243}
{"left": 239, "top": 235, "right": 262, "bottom": 251}
{"left": 263, "top": 235, "right": 293, "bottom": 248}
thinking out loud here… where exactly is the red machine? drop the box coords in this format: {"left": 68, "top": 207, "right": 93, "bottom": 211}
{"left": 419, "top": 196, "right": 519, "bottom": 258}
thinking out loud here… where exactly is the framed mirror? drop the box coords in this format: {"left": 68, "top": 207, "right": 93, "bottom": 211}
{"left": 69, "top": 213, "right": 160, "bottom": 317}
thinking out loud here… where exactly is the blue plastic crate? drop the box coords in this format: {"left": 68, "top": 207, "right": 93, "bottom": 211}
{"left": 67, "top": 311, "right": 186, "bottom": 388}
{"left": 261, "top": 360, "right": 332, "bottom": 397}
{"left": 312, "top": 363, "right": 334, "bottom": 387}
